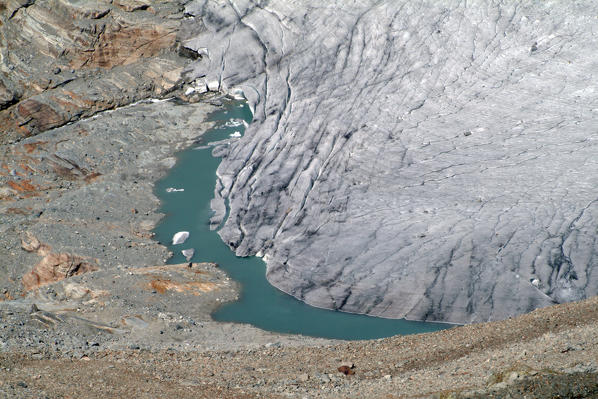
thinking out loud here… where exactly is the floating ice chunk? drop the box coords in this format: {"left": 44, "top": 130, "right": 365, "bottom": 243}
{"left": 182, "top": 248, "right": 195, "bottom": 262}
{"left": 224, "top": 119, "right": 245, "bottom": 127}
{"left": 172, "top": 231, "right": 189, "bottom": 245}
{"left": 230, "top": 131, "right": 242, "bottom": 138}
{"left": 166, "top": 187, "right": 185, "bottom": 193}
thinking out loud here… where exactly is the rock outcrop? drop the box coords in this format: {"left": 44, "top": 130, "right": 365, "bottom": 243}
{"left": 0, "top": 0, "right": 199, "bottom": 144}
{"left": 21, "top": 232, "right": 97, "bottom": 291}
{"left": 0, "top": 0, "right": 219, "bottom": 302}
{"left": 184, "top": 0, "right": 598, "bottom": 323}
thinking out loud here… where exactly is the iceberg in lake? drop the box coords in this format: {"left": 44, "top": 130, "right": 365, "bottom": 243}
{"left": 224, "top": 119, "right": 245, "bottom": 127}
{"left": 182, "top": 248, "right": 195, "bottom": 262}
{"left": 172, "top": 231, "right": 189, "bottom": 245}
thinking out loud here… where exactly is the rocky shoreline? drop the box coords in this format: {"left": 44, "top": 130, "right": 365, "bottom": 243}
{"left": 2, "top": 293, "right": 598, "bottom": 398}
{"left": 0, "top": 0, "right": 331, "bottom": 378}
{"left": 1, "top": 1, "right": 597, "bottom": 398}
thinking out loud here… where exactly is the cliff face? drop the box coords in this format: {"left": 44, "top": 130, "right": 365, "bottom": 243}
{"left": 0, "top": 0, "right": 199, "bottom": 144}
{"left": 185, "top": 0, "right": 598, "bottom": 323}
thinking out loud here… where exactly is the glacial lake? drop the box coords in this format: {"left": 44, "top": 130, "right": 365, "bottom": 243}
{"left": 153, "top": 98, "right": 451, "bottom": 340}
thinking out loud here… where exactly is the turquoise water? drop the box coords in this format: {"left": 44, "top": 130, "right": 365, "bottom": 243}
{"left": 153, "top": 98, "right": 451, "bottom": 340}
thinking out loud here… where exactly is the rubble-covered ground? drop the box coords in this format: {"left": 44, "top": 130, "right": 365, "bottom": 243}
{"left": 2, "top": 295, "right": 598, "bottom": 398}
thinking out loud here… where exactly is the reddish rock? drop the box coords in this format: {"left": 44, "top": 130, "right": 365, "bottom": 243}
{"left": 7, "top": 179, "right": 38, "bottom": 193}
{"left": 21, "top": 232, "right": 97, "bottom": 291}
{"left": 0, "top": 0, "right": 189, "bottom": 143}
{"left": 68, "top": 24, "right": 177, "bottom": 70}
{"left": 0, "top": 99, "right": 68, "bottom": 138}
{"left": 338, "top": 365, "right": 355, "bottom": 375}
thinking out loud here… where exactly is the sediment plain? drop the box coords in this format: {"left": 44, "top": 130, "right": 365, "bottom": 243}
{"left": 1, "top": 0, "right": 598, "bottom": 397}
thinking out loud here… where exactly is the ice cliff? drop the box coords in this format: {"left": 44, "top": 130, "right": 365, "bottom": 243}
{"left": 184, "top": 0, "right": 598, "bottom": 323}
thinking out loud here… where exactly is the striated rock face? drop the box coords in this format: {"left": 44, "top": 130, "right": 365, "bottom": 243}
{"left": 185, "top": 0, "right": 598, "bottom": 323}
{"left": 0, "top": 0, "right": 198, "bottom": 143}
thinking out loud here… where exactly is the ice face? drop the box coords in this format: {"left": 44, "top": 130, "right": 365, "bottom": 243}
{"left": 184, "top": 0, "right": 598, "bottom": 323}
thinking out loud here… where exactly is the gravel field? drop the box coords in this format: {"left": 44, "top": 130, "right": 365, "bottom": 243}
{"left": 1, "top": 295, "right": 598, "bottom": 398}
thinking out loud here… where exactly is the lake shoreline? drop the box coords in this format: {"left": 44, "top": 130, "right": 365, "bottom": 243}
{"left": 0, "top": 93, "right": 339, "bottom": 354}
{"left": 1, "top": 50, "right": 596, "bottom": 399}
{"left": 152, "top": 98, "right": 452, "bottom": 340}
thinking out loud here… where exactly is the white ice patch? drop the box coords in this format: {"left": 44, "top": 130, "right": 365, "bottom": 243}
{"left": 182, "top": 248, "right": 195, "bottom": 261}
{"left": 207, "top": 80, "right": 220, "bottom": 92}
{"left": 230, "top": 87, "right": 246, "bottom": 100}
{"left": 166, "top": 187, "right": 185, "bottom": 193}
{"left": 224, "top": 119, "right": 246, "bottom": 128}
{"left": 196, "top": 47, "right": 209, "bottom": 57}
{"left": 230, "top": 131, "right": 242, "bottom": 138}
{"left": 172, "top": 231, "right": 189, "bottom": 245}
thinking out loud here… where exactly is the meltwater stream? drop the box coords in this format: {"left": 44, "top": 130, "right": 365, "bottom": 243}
{"left": 153, "top": 99, "right": 451, "bottom": 340}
